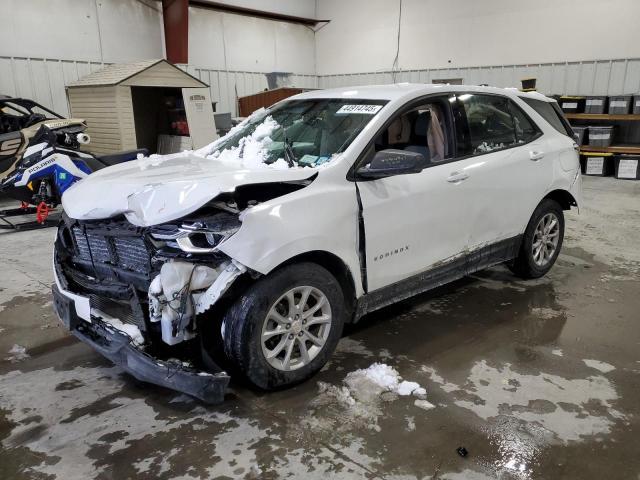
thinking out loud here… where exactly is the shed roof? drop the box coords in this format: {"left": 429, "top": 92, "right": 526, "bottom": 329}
{"left": 67, "top": 59, "right": 208, "bottom": 88}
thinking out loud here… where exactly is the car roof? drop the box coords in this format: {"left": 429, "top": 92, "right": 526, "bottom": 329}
{"left": 292, "top": 83, "right": 556, "bottom": 103}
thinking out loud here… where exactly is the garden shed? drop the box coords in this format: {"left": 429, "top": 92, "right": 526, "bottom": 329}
{"left": 66, "top": 59, "right": 217, "bottom": 155}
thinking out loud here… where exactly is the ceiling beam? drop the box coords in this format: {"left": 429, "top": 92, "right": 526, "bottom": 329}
{"left": 189, "top": 1, "right": 329, "bottom": 26}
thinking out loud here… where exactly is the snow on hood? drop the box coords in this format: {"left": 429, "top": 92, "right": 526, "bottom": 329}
{"left": 62, "top": 152, "right": 315, "bottom": 226}
{"left": 63, "top": 112, "right": 319, "bottom": 226}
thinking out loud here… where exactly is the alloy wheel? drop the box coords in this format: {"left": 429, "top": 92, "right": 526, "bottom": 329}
{"left": 260, "top": 286, "right": 332, "bottom": 371}
{"left": 532, "top": 212, "right": 560, "bottom": 267}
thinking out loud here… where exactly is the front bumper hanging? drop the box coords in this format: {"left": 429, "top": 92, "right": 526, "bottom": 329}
{"left": 52, "top": 284, "right": 230, "bottom": 404}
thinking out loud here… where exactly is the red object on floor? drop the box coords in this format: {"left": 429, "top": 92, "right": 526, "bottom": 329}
{"left": 36, "top": 202, "right": 50, "bottom": 224}
{"left": 20, "top": 201, "right": 29, "bottom": 210}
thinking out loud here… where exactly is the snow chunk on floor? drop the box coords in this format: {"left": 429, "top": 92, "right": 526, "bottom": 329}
{"left": 354, "top": 363, "right": 399, "bottom": 390}
{"left": 552, "top": 349, "right": 564, "bottom": 357}
{"left": 583, "top": 359, "right": 616, "bottom": 373}
{"left": 397, "top": 381, "right": 426, "bottom": 396}
{"left": 304, "top": 363, "right": 430, "bottom": 434}
{"left": 405, "top": 415, "right": 416, "bottom": 431}
{"left": 348, "top": 363, "right": 427, "bottom": 397}
{"left": 5, "top": 344, "right": 29, "bottom": 362}
{"left": 414, "top": 399, "right": 436, "bottom": 411}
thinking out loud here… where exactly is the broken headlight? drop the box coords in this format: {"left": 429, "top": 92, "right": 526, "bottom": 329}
{"left": 150, "top": 212, "right": 241, "bottom": 253}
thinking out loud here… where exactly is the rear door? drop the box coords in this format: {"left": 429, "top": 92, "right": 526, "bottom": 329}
{"left": 453, "top": 93, "right": 551, "bottom": 249}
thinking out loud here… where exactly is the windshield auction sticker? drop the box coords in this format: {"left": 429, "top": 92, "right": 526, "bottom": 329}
{"left": 336, "top": 104, "right": 383, "bottom": 115}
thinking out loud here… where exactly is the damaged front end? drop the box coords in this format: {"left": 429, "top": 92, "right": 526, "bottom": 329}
{"left": 52, "top": 200, "right": 249, "bottom": 403}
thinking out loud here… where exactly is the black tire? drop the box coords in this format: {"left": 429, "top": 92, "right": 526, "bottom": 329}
{"left": 509, "top": 199, "right": 565, "bottom": 279}
{"left": 221, "top": 262, "right": 345, "bottom": 390}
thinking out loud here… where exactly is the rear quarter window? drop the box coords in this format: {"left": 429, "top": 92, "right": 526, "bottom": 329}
{"left": 521, "top": 97, "right": 573, "bottom": 137}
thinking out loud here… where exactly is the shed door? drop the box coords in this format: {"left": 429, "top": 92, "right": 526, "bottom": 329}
{"left": 182, "top": 88, "right": 218, "bottom": 149}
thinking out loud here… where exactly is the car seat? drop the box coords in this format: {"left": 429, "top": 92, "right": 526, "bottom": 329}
{"left": 426, "top": 106, "right": 447, "bottom": 162}
{"left": 387, "top": 116, "right": 411, "bottom": 146}
{"left": 404, "top": 112, "right": 431, "bottom": 161}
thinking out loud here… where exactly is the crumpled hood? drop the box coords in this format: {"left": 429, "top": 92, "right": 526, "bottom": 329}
{"left": 62, "top": 153, "right": 315, "bottom": 226}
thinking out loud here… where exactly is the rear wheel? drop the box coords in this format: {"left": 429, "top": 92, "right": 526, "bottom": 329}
{"left": 509, "top": 199, "right": 564, "bottom": 279}
{"left": 221, "top": 262, "right": 345, "bottom": 390}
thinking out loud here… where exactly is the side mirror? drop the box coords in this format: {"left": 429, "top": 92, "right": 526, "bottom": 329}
{"left": 356, "top": 149, "right": 428, "bottom": 179}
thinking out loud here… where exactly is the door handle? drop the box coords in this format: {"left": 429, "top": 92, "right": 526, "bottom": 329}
{"left": 530, "top": 150, "right": 545, "bottom": 161}
{"left": 447, "top": 171, "right": 469, "bottom": 183}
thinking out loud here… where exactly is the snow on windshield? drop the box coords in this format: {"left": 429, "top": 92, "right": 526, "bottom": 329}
{"left": 193, "top": 108, "right": 264, "bottom": 158}
{"left": 192, "top": 108, "right": 292, "bottom": 170}
{"left": 137, "top": 98, "right": 386, "bottom": 171}
{"left": 134, "top": 108, "right": 297, "bottom": 172}
{"left": 208, "top": 115, "right": 290, "bottom": 170}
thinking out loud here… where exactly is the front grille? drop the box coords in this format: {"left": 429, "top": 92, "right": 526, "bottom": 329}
{"left": 73, "top": 232, "right": 111, "bottom": 263}
{"left": 113, "top": 237, "right": 149, "bottom": 272}
{"left": 89, "top": 295, "right": 146, "bottom": 332}
{"left": 72, "top": 225, "right": 151, "bottom": 276}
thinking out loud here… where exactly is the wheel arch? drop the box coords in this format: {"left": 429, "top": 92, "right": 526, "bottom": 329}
{"left": 543, "top": 189, "right": 577, "bottom": 211}
{"left": 277, "top": 250, "right": 358, "bottom": 321}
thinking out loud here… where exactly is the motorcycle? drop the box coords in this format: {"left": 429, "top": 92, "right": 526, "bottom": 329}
{"left": 0, "top": 96, "right": 146, "bottom": 230}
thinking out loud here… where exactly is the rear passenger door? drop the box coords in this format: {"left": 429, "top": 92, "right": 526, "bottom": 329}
{"left": 454, "top": 93, "right": 550, "bottom": 249}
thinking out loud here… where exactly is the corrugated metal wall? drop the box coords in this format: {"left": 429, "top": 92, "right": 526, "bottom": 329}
{"left": 177, "top": 65, "right": 318, "bottom": 117}
{"left": 3, "top": 55, "right": 640, "bottom": 120}
{"left": 318, "top": 59, "right": 640, "bottom": 95}
{"left": 0, "top": 56, "right": 317, "bottom": 118}
{"left": 0, "top": 57, "right": 107, "bottom": 117}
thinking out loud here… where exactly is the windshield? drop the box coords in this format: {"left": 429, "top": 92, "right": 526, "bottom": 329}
{"left": 0, "top": 100, "right": 61, "bottom": 119}
{"left": 200, "top": 98, "right": 388, "bottom": 168}
{"left": 0, "top": 99, "right": 62, "bottom": 134}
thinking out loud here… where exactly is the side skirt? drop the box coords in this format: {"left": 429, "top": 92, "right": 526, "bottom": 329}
{"left": 354, "top": 235, "right": 522, "bottom": 321}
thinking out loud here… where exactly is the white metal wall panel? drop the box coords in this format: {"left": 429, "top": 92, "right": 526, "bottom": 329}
{"left": 577, "top": 62, "right": 596, "bottom": 95}
{"left": 1, "top": 56, "right": 316, "bottom": 119}
{"left": 593, "top": 61, "right": 611, "bottom": 95}
{"left": 6, "top": 55, "right": 640, "bottom": 122}
{"left": 0, "top": 57, "right": 108, "bottom": 117}
{"left": 624, "top": 59, "right": 640, "bottom": 94}
{"left": 318, "top": 59, "right": 640, "bottom": 96}
{"left": 179, "top": 66, "right": 316, "bottom": 116}
{"left": 608, "top": 60, "right": 628, "bottom": 95}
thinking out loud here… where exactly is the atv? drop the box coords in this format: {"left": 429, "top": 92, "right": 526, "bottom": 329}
{"left": 0, "top": 96, "right": 145, "bottom": 230}
{"left": 0, "top": 96, "right": 88, "bottom": 175}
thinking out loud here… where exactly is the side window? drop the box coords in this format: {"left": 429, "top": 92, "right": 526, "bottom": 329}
{"left": 373, "top": 98, "right": 453, "bottom": 164}
{"left": 521, "top": 97, "right": 574, "bottom": 137}
{"left": 508, "top": 100, "right": 541, "bottom": 143}
{"left": 458, "top": 94, "right": 516, "bottom": 154}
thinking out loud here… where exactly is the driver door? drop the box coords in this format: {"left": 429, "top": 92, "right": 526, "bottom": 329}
{"left": 356, "top": 96, "right": 476, "bottom": 291}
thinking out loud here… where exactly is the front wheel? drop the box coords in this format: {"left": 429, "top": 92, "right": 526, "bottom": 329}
{"left": 221, "top": 262, "right": 345, "bottom": 390}
{"left": 509, "top": 199, "right": 565, "bottom": 279}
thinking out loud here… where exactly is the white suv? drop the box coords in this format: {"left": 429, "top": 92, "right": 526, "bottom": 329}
{"left": 52, "top": 84, "right": 582, "bottom": 403}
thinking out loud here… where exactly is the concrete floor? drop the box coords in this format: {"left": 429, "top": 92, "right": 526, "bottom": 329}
{"left": 1, "top": 176, "right": 639, "bottom": 480}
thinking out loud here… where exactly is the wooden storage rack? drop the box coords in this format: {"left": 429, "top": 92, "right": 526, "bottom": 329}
{"left": 566, "top": 113, "right": 640, "bottom": 121}
{"left": 567, "top": 112, "right": 640, "bottom": 155}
